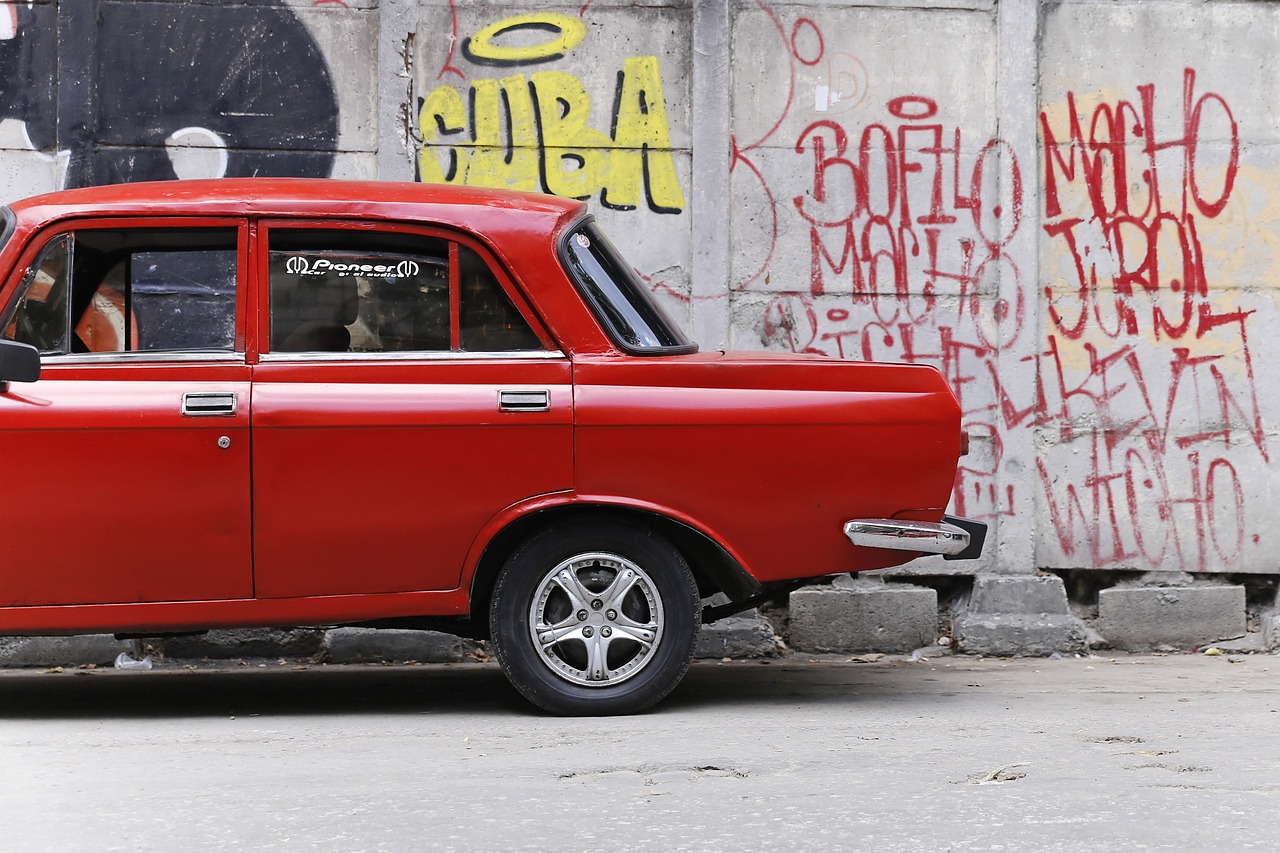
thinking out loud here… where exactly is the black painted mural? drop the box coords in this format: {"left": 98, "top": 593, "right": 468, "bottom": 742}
{"left": 0, "top": 0, "right": 339, "bottom": 187}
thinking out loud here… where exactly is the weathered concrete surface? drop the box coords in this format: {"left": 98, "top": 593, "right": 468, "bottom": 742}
{"left": 157, "top": 628, "right": 326, "bottom": 661}
{"left": 1098, "top": 585, "right": 1247, "bottom": 650}
{"left": 694, "top": 610, "right": 778, "bottom": 659}
{"left": 2, "top": 654, "right": 1279, "bottom": 852}
{"left": 1265, "top": 611, "right": 1280, "bottom": 651}
{"left": 955, "top": 575, "right": 1088, "bottom": 656}
{"left": 0, "top": 635, "right": 131, "bottom": 668}
{"left": 789, "top": 578, "right": 937, "bottom": 653}
{"left": 322, "top": 627, "right": 465, "bottom": 664}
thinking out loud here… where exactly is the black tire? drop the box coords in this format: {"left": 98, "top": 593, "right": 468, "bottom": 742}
{"left": 489, "top": 519, "right": 700, "bottom": 716}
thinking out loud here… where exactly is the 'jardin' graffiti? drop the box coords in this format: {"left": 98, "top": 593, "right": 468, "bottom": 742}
{"left": 417, "top": 10, "right": 685, "bottom": 214}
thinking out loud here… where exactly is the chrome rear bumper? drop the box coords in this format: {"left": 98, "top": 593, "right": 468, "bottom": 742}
{"left": 844, "top": 515, "right": 987, "bottom": 561}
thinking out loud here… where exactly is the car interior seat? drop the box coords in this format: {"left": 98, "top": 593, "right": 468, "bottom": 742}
{"left": 274, "top": 275, "right": 359, "bottom": 352}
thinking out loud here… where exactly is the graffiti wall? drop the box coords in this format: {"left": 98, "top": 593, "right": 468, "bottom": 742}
{"left": 728, "top": 3, "right": 1011, "bottom": 571}
{"left": 724, "top": 0, "right": 1278, "bottom": 574}
{"left": 0, "top": 0, "right": 376, "bottom": 197}
{"left": 0, "top": 0, "right": 1272, "bottom": 576}
{"left": 1035, "top": 2, "right": 1279, "bottom": 573}
{"left": 411, "top": 1, "right": 693, "bottom": 324}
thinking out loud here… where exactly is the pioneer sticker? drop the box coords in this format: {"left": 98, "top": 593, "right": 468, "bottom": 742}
{"left": 285, "top": 256, "right": 421, "bottom": 278}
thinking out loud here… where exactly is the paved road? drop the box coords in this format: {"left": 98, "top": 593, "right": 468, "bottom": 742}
{"left": 0, "top": 652, "right": 1276, "bottom": 852}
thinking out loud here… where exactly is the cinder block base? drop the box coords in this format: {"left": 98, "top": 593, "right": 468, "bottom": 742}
{"left": 1264, "top": 611, "right": 1280, "bottom": 651}
{"left": 788, "top": 580, "right": 937, "bottom": 653}
{"left": 1098, "top": 585, "right": 1245, "bottom": 650}
{"left": 695, "top": 611, "right": 777, "bottom": 659}
{"left": 955, "top": 615, "right": 1087, "bottom": 657}
{"left": 158, "top": 628, "right": 326, "bottom": 660}
{"left": 322, "top": 628, "right": 465, "bottom": 664}
{"left": 0, "top": 635, "right": 133, "bottom": 668}
{"left": 954, "top": 575, "right": 1087, "bottom": 656}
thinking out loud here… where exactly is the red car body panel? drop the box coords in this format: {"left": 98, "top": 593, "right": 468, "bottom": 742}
{"left": 0, "top": 364, "right": 254, "bottom": 607}
{"left": 0, "top": 178, "right": 975, "bottom": 637}
{"left": 573, "top": 352, "right": 961, "bottom": 582}
{"left": 250, "top": 358, "right": 574, "bottom": 598}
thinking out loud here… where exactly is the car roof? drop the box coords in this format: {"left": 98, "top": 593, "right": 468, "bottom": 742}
{"left": 6, "top": 178, "right": 586, "bottom": 235}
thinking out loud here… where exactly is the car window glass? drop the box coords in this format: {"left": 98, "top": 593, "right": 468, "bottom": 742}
{"left": 561, "top": 221, "right": 694, "bottom": 354}
{"left": 127, "top": 250, "right": 237, "bottom": 351}
{"left": 2, "top": 234, "right": 71, "bottom": 354}
{"left": 2, "top": 228, "right": 237, "bottom": 356}
{"left": 268, "top": 229, "right": 543, "bottom": 354}
{"left": 269, "top": 231, "right": 450, "bottom": 353}
{"left": 459, "top": 244, "right": 542, "bottom": 352}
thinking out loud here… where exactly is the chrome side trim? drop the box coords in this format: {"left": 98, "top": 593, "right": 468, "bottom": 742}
{"left": 42, "top": 351, "right": 243, "bottom": 365}
{"left": 844, "top": 518, "right": 970, "bottom": 556}
{"left": 257, "top": 350, "right": 566, "bottom": 363}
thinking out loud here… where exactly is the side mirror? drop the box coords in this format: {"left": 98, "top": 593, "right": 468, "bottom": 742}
{"left": 0, "top": 339, "right": 40, "bottom": 385}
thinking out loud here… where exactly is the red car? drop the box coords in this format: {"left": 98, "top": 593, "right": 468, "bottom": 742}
{"left": 0, "top": 179, "right": 984, "bottom": 715}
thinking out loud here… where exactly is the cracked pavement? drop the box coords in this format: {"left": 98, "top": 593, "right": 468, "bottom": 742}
{"left": 0, "top": 652, "right": 1276, "bottom": 851}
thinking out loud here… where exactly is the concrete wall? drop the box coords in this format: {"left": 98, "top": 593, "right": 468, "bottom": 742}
{"left": 1, "top": 0, "right": 1275, "bottom": 585}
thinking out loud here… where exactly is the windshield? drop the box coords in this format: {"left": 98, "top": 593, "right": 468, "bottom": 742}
{"left": 560, "top": 219, "right": 697, "bottom": 355}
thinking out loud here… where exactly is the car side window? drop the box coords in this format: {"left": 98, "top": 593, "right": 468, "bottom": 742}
{"left": 2, "top": 228, "right": 237, "bottom": 355}
{"left": 458, "top": 244, "right": 542, "bottom": 352}
{"left": 268, "top": 229, "right": 544, "bottom": 354}
{"left": 3, "top": 235, "right": 71, "bottom": 353}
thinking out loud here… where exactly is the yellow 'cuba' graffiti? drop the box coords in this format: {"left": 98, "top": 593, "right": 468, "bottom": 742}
{"left": 463, "top": 12, "right": 586, "bottom": 65}
{"left": 418, "top": 56, "right": 685, "bottom": 214}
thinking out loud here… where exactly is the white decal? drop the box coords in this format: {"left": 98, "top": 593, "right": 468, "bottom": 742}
{"left": 285, "top": 256, "right": 420, "bottom": 278}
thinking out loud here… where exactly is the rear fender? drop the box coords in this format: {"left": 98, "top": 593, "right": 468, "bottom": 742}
{"left": 463, "top": 495, "right": 760, "bottom": 625}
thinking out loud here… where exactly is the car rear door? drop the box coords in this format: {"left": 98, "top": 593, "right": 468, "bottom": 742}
{"left": 249, "top": 220, "right": 572, "bottom": 599}
{"left": 0, "top": 218, "right": 253, "bottom": 606}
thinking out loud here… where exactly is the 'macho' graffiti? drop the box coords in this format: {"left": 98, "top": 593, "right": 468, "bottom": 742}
{"left": 417, "top": 12, "right": 685, "bottom": 214}
{"left": 0, "top": 0, "right": 338, "bottom": 187}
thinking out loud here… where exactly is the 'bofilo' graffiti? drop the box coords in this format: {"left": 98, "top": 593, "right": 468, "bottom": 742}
{"left": 0, "top": 0, "right": 339, "bottom": 187}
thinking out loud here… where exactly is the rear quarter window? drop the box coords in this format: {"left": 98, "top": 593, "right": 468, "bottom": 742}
{"left": 560, "top": 218, "right": 696, "bottom": 355}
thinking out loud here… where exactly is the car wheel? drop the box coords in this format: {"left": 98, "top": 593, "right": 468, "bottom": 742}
{"left": 490, "top": 519, "right": 700, "bottom": 716}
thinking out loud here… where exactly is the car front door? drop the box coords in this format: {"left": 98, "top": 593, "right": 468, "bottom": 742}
{"left": 0, "top": 219, "right": 253, "bottom": 606}
{"left": 249, "top": 221, "right": 572, "bottom": 599}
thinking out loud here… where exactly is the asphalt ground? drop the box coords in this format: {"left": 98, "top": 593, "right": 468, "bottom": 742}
{"left": 0, "top": 651, "right": 1275, "bottom": 852}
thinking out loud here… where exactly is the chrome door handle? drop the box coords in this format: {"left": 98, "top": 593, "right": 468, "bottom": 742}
{"left": 182, "top": 392, "right": 237, "bottom": 417}
{"left": 498, "top": 390, "right": 550, "bottom": 412}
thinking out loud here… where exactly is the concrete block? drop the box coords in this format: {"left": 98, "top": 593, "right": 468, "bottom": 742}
{"left": 159, "top": 628, "right": 325, "bottom": 660}
{"left": 1212, "top": 632, "right": 1267, "bottom": 654}
{"left": 955, "top": 615, "right": 1088, "bottom": 657}
{"left": 0, "top": 635, "right": 133, "bottom": 668}
{"left": 954, "top": 575, "right": 1087, "bottom": 656}
{"left": 1263, "top": 611, "right": 1280, "bottom": 651}
{"left": 969, "top": 576, "right": 1073, "bottom": 615}
{"left": 695, "top": 611, "right": 777, "bottom": 659}
{"left": 1098, "top": 586, "right": 1246, "bottom": 650}
{"left": 322, "top": 628, "right": 464, "bottom": 664}
{"left": 788, "top": 581, "right": 937, "bottom": 654}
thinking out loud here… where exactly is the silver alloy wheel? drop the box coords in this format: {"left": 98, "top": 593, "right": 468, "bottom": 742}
{"left": 528, "top": 551, "right": 665, "bottom": 687}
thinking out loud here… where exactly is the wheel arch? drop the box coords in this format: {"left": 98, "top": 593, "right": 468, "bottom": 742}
{"left": 467, "top": 503, "right": 761, "bottom": 634}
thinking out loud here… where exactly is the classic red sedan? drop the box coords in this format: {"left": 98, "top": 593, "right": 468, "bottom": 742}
{"left": 0, "top": 179, "right": 983, "bottom": 715}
